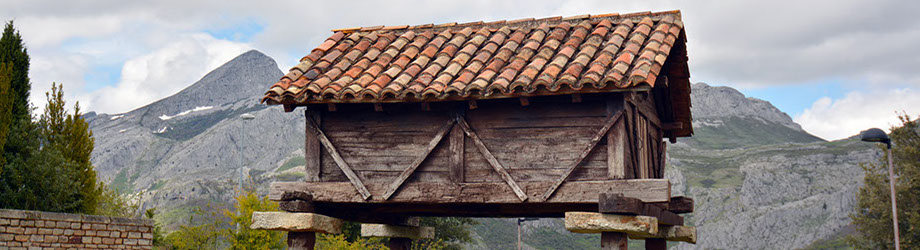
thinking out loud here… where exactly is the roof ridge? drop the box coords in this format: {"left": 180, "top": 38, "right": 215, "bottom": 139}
{"left": 331, "top": 10, "right": 681, "bottom": 34}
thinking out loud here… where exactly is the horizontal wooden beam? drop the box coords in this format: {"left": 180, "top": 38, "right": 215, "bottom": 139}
{"left": 361, "top": 224, "right": 435, "bottom": 239}
{"left": 650, "top": 196, "right": 694, "bottom": 214}
{"left": 599, "top": 194, "right": 685, "bottom": 225}
{"left": 251, "top": 212, "right": 343, "bottom": 234}
{"left": 269, "top": 179, "right": 671, "bottom": 203}
{"left": 564, "top": 212, "right": 658, "bottom": 236}
{"left": 628, "top": 225, "right": 697, "bottom": 244}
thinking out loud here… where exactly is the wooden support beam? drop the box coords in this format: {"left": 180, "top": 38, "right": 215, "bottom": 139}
{"left": 542, "top": 111, "right": 624, "bottom": 201}
{"left": 280, "top": 200, "right": 315, "bottom": 213}
{"left": 421, "top": 102, "right": 431, "bottom": 111}
{"left": 270, "top": 179, "right": 672, "bottom": 203}
{"left": 448, "top": 124, "right": 465, "bottom": 183}
{"left": 519, "top": 96, "right": 530, "bottom": 106}
{"left": 382, "top": 119, "right": 456, "bottom": 200}
{"left": 326, "top": 103, "right": 337, "bottom": 112}
{"left": 284, "top": 104, "right": 296, "bottom": 112}
{"left": 599, "top": 193, "right": 644, "bottom": 215}
{"left": 572, "top": 93, "right": 583, "bottom": 103}
{"left": 456, "top": 114, "right": 528, "bottom": 202}
{"left": 628, "top": 225, "right": 697, "bottom": 244}
{"left": 304, "top": 111, "right": 321, "bottom": 182}
{"left": 468, "top": 100, "right": 478, "bottom": 110}
{"left": 661, "top": 122, "right": 683, "bottom": 131}
{"left": 251, "top": 212, "right": 343, "bottom": 234}
{"left": 607, "top": 97, "right": 627, "bottom": 179}
{"left": 645, "top": 238, "right": 666, "bottom": 250}
{"left": 602, "top": 232, "right": 628, "bottom": 250}
{"left": 650, "top": 197, "right": 694, "bottom": 214}
{"left": 565, "top": 212, "right": 658, "bottom": 236}
{"left": 361, "top": 224, "right": 435, "bottom": 239}
{"left": 374, "top": 103, "right": 384, "bottom": 112}
{"left": 306, "top": 116, "right": 372, "bottom": 200}
{"left": 288, "top": 232, "right": 316, "bottom": 250}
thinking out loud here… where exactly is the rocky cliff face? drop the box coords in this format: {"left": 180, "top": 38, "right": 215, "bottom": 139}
{"left": 88, "top": 52, "right": 873, "bottom": 248}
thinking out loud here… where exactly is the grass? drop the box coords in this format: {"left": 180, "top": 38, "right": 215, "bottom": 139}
{"left": 277, "top": 156, "right": 305, "bottom": 172}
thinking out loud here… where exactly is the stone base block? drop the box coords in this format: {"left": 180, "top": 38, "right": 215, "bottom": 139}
{"left": 360, "top": 224, "right": 434, "bottom": 239}
{"left": 250, "top": 212, "right": 342, "bottom": 234}
{"left": 564, "top": 212, "right": 658, "bottom": 236}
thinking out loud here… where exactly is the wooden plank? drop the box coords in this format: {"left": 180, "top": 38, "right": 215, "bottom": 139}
{"left": 519, "top": 96, "right": 530, "bottom": 106}
{"left": 382, "top": 119, "right": 456, "bottom": 200}
{"left": 602, "top": 232, "right": 628, "bottom": 250}
{"left": 304, "top": 110, "right": 321, "bottom": 182}
{"left": 306, "top": 116, "right": 372, "bottom": 200}
{"left": 374, "top": 103, "right": 384, "bottom": 112}
{"left": 598, "top": 194, "right": 644, "bottom": 214}
{"left": 327, "top": 103, "right": 337, "bottom": 112}
{"left": 645, "top": 238, "right": 666, "bottom": 250}
{"left": 449, "top": 125, "right": 465, "bottom": 183}
{"left": 280, "top": 200, "right": 315, "bottom": 213}
{"left": 288, "top": 232, "right": 316, "bottom": 250}
{"left": 572, "top": 94, "right": 583, "bottom": 103}
{"left": 270, "top": 179, "right": 670, "bottom": 203}
{"left": 607, "top": 97, "right": 627, "bottom": 179}
{"left": 651, "top": 196, "right": 693, "bottom": 214}
{"left": 659, "top": 140, "right": 667, "bottom": 179}
{"left": 541, "top": 111, "right": 624, "bottom": 201}
{"left": 456, "top": 114, "right": 528, "bottom": 202}
{"left": 468, "top": 100, "right": 478, "bottom": 110}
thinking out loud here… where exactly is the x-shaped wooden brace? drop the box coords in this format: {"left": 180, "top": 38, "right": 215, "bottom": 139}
{"left": 540, "top": 110, "right": 624, "bottom": 201}
{"left": 306, "top": 116, "right": 373, "bottom": 200}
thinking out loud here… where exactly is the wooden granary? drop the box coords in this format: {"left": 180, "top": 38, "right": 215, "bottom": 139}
{"left": 255, "top": 10, "right": 695, "bottom": 249}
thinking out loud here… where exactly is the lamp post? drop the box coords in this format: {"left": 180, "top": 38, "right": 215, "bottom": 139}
{"left": 517, "top": 217, "right": 538, "bottom": 250}
{"left": 860, "top": 128, "right": 899, "bottom": 250}
{"left": 236, "top": 113, "right": 256, "bottom": 232}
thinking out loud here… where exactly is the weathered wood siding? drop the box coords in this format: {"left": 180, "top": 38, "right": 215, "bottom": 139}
{"left": 309, "top": 92, "right": 666, "bottom": 186}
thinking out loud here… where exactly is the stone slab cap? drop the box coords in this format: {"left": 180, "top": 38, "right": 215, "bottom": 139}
{"left": 628, "top": 225, "right": 697, "bottom": 244}
{"left": 564, "top": 212, "right": 658, "bottom": 236}
{"left": 250, "top": 212, "right": 342, "bottom": 234}
{"left": 360, "top": 223, "right": 435, "bottom": 239}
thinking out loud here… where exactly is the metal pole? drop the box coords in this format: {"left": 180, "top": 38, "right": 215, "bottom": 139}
{"left": 517, "top": 219, "right": 522, "bottom": 250}
{"left": 887, "top": 145, "right": 900, "bottom": 250}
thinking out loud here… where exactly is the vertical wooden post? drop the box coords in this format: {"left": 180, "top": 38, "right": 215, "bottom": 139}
{"left": 601, "top": 232, "right": 628, "bottom": 250}
{"left": 388, "top": 238, "right": 412, "bottom": 250}
{"left": 288, "top": 232, "right": 316, "bottom": 250}
{"left": 645, "top": 238, "right": 666, "bottom": 250}
{"left": 637, "top": 116, "right": 649, "bottom": 179}
{"left": 449, "top": 124, "right": 465, "bottom": 183}
{"left": 607, "top": 96, "right": 627, "bottom": 179}
{"left": 304, "top": 109, "right": 321, "bottom": 182}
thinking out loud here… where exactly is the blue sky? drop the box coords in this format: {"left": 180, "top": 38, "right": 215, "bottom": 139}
{"left": 2, "top": 0, "right": 919, "bottom": 140}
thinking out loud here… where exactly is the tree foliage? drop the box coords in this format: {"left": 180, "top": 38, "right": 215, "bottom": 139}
{"left": 0, "top": 63, "right": 11, "bottom": 170}
{"left": 223, "top": 189, "right": 286, "bottom": 250}
{"left": 164, "top": 188, "right": 285, "bottom": 250}
{"left": 0, "top": 20, "right": 30, "bottom": 121}
{"left": 848, "top": 114, "right": 920, "bottom": 249}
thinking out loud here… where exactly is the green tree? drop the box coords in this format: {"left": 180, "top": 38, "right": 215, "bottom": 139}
{"left": 848, "top": 115, "right": 920, "bottom": 249}
{"left": 0, "top": 20, "right": 30, "bottom": 121}
{"left": 0, "top": 63, "right": 12, "bottom": 170}
{"left": 223, "top": 189, "right": 285, "bottom": 249}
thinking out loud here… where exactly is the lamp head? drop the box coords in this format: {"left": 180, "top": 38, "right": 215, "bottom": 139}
{"left": 860, "top": 128, "right": 891, "bottom": 148}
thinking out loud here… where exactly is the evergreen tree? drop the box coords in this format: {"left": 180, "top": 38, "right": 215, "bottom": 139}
{"left": 0, "top": 63, "right": 12, "bottom": 170}
{"left": 0, "top": 20, "right": 30, "bottom": 121}
{"left": 848, "top": 115, "right": 920, "bottom": 249}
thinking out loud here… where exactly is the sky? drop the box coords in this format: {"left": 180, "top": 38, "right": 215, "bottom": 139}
{"left": 1, "top": 0, "right": 919, "bottom": 141}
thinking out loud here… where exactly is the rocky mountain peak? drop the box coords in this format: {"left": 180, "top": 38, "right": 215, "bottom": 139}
{"left": 691, "top": 82, "right": 803, "bottom": 131}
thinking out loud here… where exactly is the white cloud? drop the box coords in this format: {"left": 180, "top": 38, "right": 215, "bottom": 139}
{"left": 84, "top": 34, "right": 250, "bottom": 114}
{"left": 795, "top": 88, "right": 920, "bottom": 141}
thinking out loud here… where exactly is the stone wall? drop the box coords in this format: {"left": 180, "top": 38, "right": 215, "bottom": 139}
{"left": 0, "top": 209, "right": 154, "bottom": 249}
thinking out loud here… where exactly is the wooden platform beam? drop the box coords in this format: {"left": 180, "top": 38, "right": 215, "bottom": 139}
{"left": 269, "top": 179, "right": 671, "bottom": 204}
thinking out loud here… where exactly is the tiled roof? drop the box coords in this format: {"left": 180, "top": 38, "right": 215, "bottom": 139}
{"left": 263, "top": 10, "right": 688, "bottom": 106}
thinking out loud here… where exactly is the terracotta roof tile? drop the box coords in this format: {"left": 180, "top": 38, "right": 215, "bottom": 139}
{"left": 263, "top": 10, "right": 688, "bottom": 104}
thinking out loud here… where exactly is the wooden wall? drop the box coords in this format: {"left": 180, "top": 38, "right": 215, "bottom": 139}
{"left": 305, "top": 91, "right": 667, "bottom": 185}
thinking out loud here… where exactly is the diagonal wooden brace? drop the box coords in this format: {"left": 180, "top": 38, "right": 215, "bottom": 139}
{"left": 306, "top": 116, "right": 372, "bottom": 200}
{"left": 455, "top": 114, "right": 528, "bottom": 202}
{"left": 541, "top": 111, "right": 624, "bottom": 201}
{"left": 382, "top": 119, "right": 456, "bottom": 200}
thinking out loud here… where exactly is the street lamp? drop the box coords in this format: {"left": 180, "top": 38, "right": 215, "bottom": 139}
{"left": 860, "top": 128, "right": 899, "bottom": 250}
{"left": 236, "top": 113, "right": 256, "bottom": 232}
{"left": 517, "top": 217, "right": 539, "bottom": 250}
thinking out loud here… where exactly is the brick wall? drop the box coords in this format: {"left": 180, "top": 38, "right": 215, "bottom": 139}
{"left": 0, "top": 209, "right": 154, "bottom": 249}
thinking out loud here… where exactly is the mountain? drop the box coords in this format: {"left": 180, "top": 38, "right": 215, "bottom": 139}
{"left": 88, "top": 53, "right": 874, "bottom": 249}
{"left": 86, "top": 50, "right": 307, "bottom": 226}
